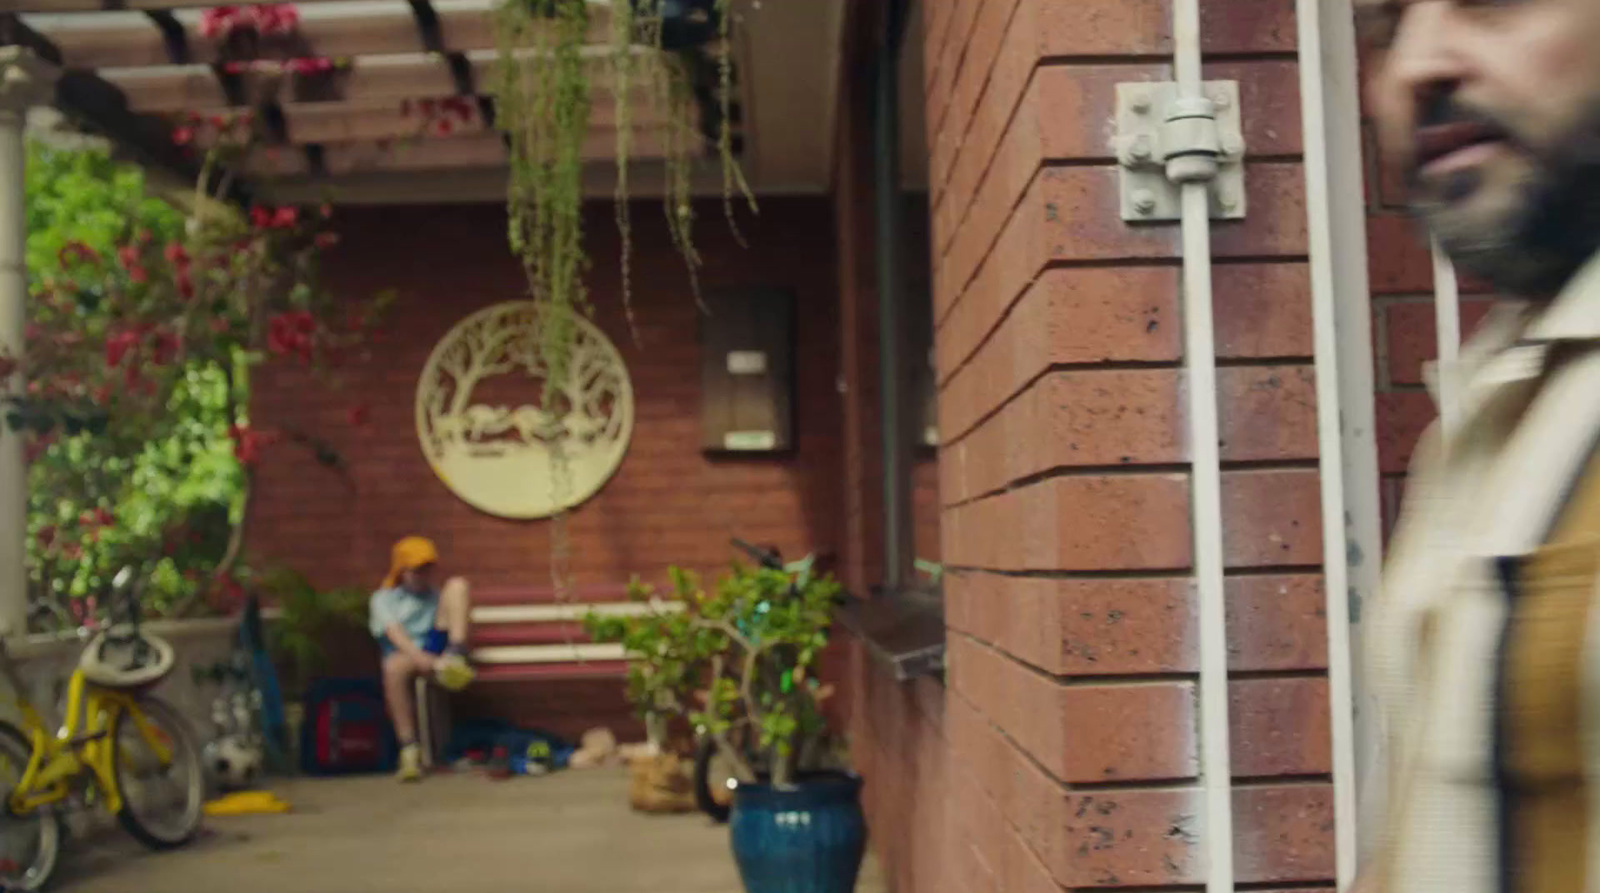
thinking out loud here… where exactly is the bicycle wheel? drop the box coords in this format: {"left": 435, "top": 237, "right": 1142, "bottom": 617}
{"left": 0, "top": 721, "right": 61, "bottom": 892}
{"left": 109, "top": 697, "right": 204, "bottom": 850}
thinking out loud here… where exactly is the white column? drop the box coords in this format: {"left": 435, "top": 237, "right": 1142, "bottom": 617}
{"left": 0, "top": 49, "right": 59, "bottom": 638}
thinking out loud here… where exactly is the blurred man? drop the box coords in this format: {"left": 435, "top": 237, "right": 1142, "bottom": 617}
{"left": 1359, "top": 0, "right": 1600, "bottom": 891}
{"left": 371, "top": 536, "right": 475, "bottom": 782}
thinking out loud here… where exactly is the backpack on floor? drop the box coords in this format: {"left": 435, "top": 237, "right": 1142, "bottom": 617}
{"left": 300, "top": 677, "right": 397, "bottom": 776}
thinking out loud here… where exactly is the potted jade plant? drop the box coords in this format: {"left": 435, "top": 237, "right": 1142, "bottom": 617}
{"left": 586, "top": 560, "right": 865, "bottom": 893}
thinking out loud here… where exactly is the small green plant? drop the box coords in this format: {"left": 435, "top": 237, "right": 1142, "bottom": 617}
{"left": 587, "top": 561, "right": 839, "bottom": 788}
{"left": 254, "top": 567, "right": 368, "bottom": 696}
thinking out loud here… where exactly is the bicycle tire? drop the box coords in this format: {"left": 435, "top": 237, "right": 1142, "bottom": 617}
{"left": 0, "top": 720, "right": 61, "bottom": 892}
{"left": 691, "top": 736, "right": 732, "bottom": 824}
{"left": 109, "top": 697, "right": 204, "bottom": 851}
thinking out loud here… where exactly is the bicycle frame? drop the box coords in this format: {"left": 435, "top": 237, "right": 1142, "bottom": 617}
{"left": 1, "top": 656, "right": 173, "bottom": 817}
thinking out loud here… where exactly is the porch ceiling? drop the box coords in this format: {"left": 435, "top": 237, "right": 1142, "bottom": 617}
{"left": 0, "top": 0, "right": 905, "bottom": 205}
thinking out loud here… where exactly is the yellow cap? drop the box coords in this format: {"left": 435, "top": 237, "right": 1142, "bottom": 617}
{"left": 384, "top": 536, "right": 440, "bottom": 588}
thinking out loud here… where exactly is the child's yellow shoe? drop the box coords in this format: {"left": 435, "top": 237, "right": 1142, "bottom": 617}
{"left": 434, "top": 654, "right": 476, "bottom": 692}
{"left": 397, "top": 743, "right": 423, "bottom": 782}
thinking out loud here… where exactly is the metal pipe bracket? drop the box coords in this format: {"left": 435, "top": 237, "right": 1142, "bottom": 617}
{"left": 1114, "top": 80, "right": 1247, "bottom": 222}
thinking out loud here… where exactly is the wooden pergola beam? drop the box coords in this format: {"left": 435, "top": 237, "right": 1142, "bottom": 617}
{"left": 1, "top": 0, "right": 611, "bottom": 16}
{"left": 22, "top": 1, "right": 616, "bottom": 70}
{"left": 104, "top": 46, "right": 639, "bottom": 112}
{"left": 0, "top": 12, "right": 247, "bottom": 201}
{"left": 185, "top": 91, "right": 668, "bottom": 145}
{"left": 241, "top": 128, "right": 674, "bottom": 177}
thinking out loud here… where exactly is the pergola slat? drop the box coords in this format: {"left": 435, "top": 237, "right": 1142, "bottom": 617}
{"left": 187, "top": 91, "right": 666, "bottom": 144}
{"left": 23, "top": 1, "right": 614, "bottom": 70}
{"left": 105, "top": 46, "right": 638, "bottom": 112}
{"left": 242, "top": 128, "right": 671, "bottom": 176}
{"left": 4, "top": 0, "right": 612, "bottom": 16}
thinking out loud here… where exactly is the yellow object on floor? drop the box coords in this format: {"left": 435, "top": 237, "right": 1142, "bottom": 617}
{"left": 204, "top": 791, "right": 292, "bottom": 816}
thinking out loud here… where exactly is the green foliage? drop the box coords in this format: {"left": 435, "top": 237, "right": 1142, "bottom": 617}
{"left": 586, "top": 561, "right": 840, "bottom": 787}
{"left": 253, "top": 567, "right": 369, "bottom": 695}
{"left": 20, "top": 141, "right": 239, "bottom": 618}
{"left": 489, "top": 1, "right": 755, "bottom": 596}
{"left": 11, "top": 133, "right": 387, "bottom": 625}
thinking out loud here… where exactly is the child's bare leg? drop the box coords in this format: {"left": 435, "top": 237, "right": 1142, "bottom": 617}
{"left": 381, "top": 653, "right": 419, "bottom": 743}
{"left": 438, "top": 577, "right": 472, "bottom": 650}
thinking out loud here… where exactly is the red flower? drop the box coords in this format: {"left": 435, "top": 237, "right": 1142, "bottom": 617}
{"left": 320, "top": 203, "right": 333, "bottom": 219}
{"left": 434, "top": 118, "right": 454, "bottom": 137}
{"left": 250, "top": 206, "right": 273, "bottom": 229}
{"left": 314, "top": 231, "right": 339, "bottom": 250}
{"left": 228, "top": 424, "right": 280, "bottom": 465}
{"left": 57, "top": 242, "right": 100, "bottom": 268}
{"left": 35, "top": 526, "right": 55, "bottom": 549}
{"left": 95, "top": 507, "right": 114, "bottom": 527}
{"left": 199, "top": 6, "right": 239, "bottom": 39}
{"left": 171, "top": 126, "right": 194, "bottom": 146}
{"left": 90, "top": 384, "right": 111, "bottom": 405}
{"left": 176, "top": 269, "right": 195, "bottom": 300}
{"left": 127, "top": 264, "right": 148, "bottom": 284}
{"left": 271, "top": 206, "right": 298, "bottom": 228}
{"left": 62, "top": 544, "right": 82, "bottom": 562}
{"left": 151, "top": 330, "right": 181, "bottom": 366}
{"left": 104, "top": 330, "right": 140, "bottom": 367}
{"left": 116, "top": 245, "right": 139, "bottom": 270}
{"left": 164, "top": 242, "right": 191, "bottom": 267}
{"left": 347, "top": 405, "right": 370, "bottom": 428}
{"left": 222, "top": 61, "right": 247, "bottom": 75}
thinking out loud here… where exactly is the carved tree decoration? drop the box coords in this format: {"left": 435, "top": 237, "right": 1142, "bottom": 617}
{"left": 415, "top": 302, "right": 634, "bottom": 519}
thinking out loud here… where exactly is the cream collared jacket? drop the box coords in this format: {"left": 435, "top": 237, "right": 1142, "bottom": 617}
{"left": 1369, "top": 255, "right": 1600, "bottom": 893}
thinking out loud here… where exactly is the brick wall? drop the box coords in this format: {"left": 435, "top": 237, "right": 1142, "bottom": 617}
{"left": 249, "top": 198, "right": 845, "bottom": 589}
{"left": 917, "top": 0, "right": 1336, "bottom": 890}
{"left": 246, "top": 198, "right": 857, "bottom": 734}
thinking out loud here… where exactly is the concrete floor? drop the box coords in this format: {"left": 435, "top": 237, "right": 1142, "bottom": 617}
{"left": 55, "top": 769, "right": 886, "bottom": 893}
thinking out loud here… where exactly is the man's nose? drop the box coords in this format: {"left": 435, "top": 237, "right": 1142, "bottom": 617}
{"left": 1387, "top": 1, "right": 1470, "bottom": 107}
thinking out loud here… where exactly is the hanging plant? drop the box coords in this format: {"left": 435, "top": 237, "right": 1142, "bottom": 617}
{"left": 489, "top": 0, "right": 753, "bottom": 593}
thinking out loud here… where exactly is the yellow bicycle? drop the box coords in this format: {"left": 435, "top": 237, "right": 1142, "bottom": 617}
{"left": 0, "top": 568, "right": 204, "bottom": 891}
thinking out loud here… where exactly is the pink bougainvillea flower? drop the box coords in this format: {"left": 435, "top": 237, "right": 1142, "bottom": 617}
{"left": 271, "top": 206, "right": 298, "bottom": 228}
{"left": 127, "top": 264, "right": 148, "bottom": 284}
{"left": 151, "top": 330, "right": 181, "bottom": 366}
{"left": 116, "top": 245, "right": 139, "bottom": 270}
{"left": 164, "top": 241, "right": 191, "bottom": 267}
{"left": 103, "top": 330, "right": 140, "bottom": 368}
{"left": 249, "top": 205, "right": 274, "bottom": 229}
{"left": 171, "top": 126, "right": 195, "bottom": 146}
{"left": 176, "top": 269, "right": 195, "bottom": 300}
{"left": 314, "top": 231, "right": 339, "bottom": 249}
{"left": 199, "top": 6, "right": 239, "bottom": 39}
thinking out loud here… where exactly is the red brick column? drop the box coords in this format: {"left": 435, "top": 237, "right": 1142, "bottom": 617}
{"left": 926, "top": 1, "right": 1336, "bottom": 889}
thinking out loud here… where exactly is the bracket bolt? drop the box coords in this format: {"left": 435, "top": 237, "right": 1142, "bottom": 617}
{"left": 1220, "top": 134, "right": 1244, "bottom": 159}
{"left": 1130, "top": 92, "right": 1151, "bottom": 114}
{"left": 1219, "top": 191, "right": 1239, "bottom": 212}
{"left": 1212, "top": 91, "right": 1232, "bottom": 110}
{"left": 1132, "top": 189, "right": 1158, "bottom": 215}
{"left": 1130, "top": 135, "right": 1153, "bottom": 162}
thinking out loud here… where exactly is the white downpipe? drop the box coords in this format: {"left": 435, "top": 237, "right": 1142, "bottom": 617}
{"left": 1295, "top": 0, "right": 1366, "bottom": 885}
{"left": 0, "top": 76, "right": 28, "bottom": 641}
{"left": 1171, "top": 2, "right": 1235, "bottom": 891}
{"left": 1430, "top": 239, "right": 1462, "bottom": 436}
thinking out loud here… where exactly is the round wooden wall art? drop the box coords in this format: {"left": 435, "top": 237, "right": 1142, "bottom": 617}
{"left": 414, "top": 302, "right": 635, "bottom": 519}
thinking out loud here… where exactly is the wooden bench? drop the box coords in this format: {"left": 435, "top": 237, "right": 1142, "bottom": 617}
{"left": 415, "top": 584, "right": 677, "bottom": 767}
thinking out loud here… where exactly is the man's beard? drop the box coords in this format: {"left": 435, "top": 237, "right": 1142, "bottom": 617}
{"left": 1412, "top": 99, "right": 1600, "bottom": 300}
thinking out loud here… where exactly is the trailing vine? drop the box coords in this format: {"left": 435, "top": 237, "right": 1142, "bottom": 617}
{"left": 489, "top": 0, "right": 755, "bottom": 593}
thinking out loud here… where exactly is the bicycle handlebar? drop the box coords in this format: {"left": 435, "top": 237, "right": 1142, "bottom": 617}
{"left": 729, "top": 537, "right": 784, "bottom": 571}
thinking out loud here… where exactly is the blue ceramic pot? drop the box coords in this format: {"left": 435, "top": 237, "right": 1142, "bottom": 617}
{"left": 729, "top": 772, "right": 866, "bottom": 893}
